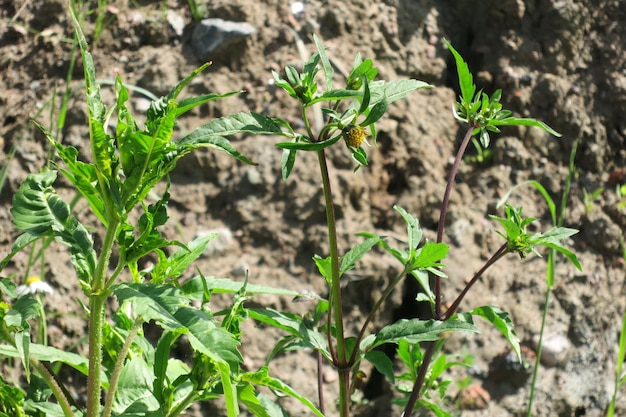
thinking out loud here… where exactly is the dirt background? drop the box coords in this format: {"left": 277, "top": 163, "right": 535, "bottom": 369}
{"left": 1, "top": 0, "right": 626, "bottom": 416}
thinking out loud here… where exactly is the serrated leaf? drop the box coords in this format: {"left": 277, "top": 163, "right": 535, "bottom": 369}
{"left": 181, "top": 275, "right": 302, "bottom": 299}
{"left": 359, "top": 96, "right": 388, "bottom": 127}
{"left": 365, "top": 350, "right": 395, "bottom": 383}
{"left": 371, "top": 319, "right": 480, "bottom": 349}
{"left": 276, "top": 134, "right": 341, "bottom": 151}
{"left": 444, "top": 39, "right": 476, "bottom": 108}
{"left": 313, "top": 34, "right": 333, "bottom": 91}
{"left": 11, "top": 171, "right": 97, "bottom": 284}
{"left": 369, "top": 79, "right": 432, "bottom": 105}
{"left": 490, "top": 116, "right": 561, "bottom": 137}
{"left": 152, "top": 235, "right": 216, "bottom": 283}
{"left": 114, "top": 283, "right": 242, "bottom": 367}
{"left": 113, "top": 356, "right": 159, "bottom": 413}
{"left": 470, "top": 306, "right": 521, "bottom": 361}
{"left": 241, "top": 366, "right": 324, "bottom": 417}
{"left": 394, "top": 205, "right": 422, "bottom": 251}
{"left": 313, "top": 254, "right": 332, "bottom": 285}
{"left": 340, "top": 236, "right": 381, "bottom": 275}
{"left": 412, "top": 242, "right": 449, "bottom": 270}
{"left": 248, "top": 308, "right": 329, "bottom": 359}
{"left": 280, "top": 147, "right": 297, "bottom": 180}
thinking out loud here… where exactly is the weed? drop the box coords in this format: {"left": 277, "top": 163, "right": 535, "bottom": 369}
{"left": 0, "top": 7, "right": 583, "bottom": 417}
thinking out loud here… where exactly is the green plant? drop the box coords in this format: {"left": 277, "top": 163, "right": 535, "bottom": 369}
{"left": 244, "top": 37, "right": 581, "bottom": 417}
{"left": 583, "top": 186, "right": 603, "bottom": 213}
{"left": 607, "top": 226, "right": 626, "bottom": 417}
{"left": 0, "top": 7, "right": 322, "bottom": 417}
{"left": 497, "top": 140, "right": 579, "bottom": 416}
{"left": 0, "top": 8, "right": 584, "bottom": 417}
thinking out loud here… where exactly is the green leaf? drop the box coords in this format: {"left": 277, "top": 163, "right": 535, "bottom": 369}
{"left": 32, "top": 120, "right": 107, "bottom": 226}
{"left": 0, "top": 278, "right": 17, "bottom": 299}
{"left": 313, "top": 255, "right": 332, "bottom": 285}
{"left": 541, "top": 241, "right": 582, "bottom": 271}
{"left": 176, "top": 91, "right": 241, "bottom": 117}
{"left": 4, "top": 297, "right": 38, "bottom": 328}
{"left": 313, "top": 34, "right": 333, "bottom": 91}
{"left": 469, "top": 306, "right": 521, "bottom": 361}
{"left": 368, "top": 79, "right": 432, "bottom": 105}
{"left": 444, "top": 39, "right": 476, "bottom": 108}
{"left": 340, "top": 236, "right": 381, "bottom": 276}
{"left": 371, "top": 319, "right": 480, "bottom": 349}
{"left": 114, "top": 283, "right": 242, "bottom": 367}
{"left": 411, "top": 242, "right": 449, "bottom": 270}
{"left": 360, "top": 96, "right": 388, "bottom": 127}
{"left": 497, "top": 180, "right": 556, "bottom": 224}
{"left": 0, "top": 343, "right": 97, "bottom": 380}
{"left": 490, "top": 116, "right": 561, "bottom": 137}
{"left": 276, "top": 134, "right": 341, "bottom": 151}
{"left": 179, "top": 112, "right": 288, "bottom": 163}
{"left": 218, "top": 361, "right": 239, "bottom": 417}
{"left": 11, "top": 171, "right": 97, "bottom": 285}
{"left": 358, "top": 75, "right": 371, "bottom": 114}
{"left": 394, "top": 205, "right": 422, "bottom": 251}
{"left": 307, "top": 89, "right": 363, "bottom": 105}
{"left": 248, "top": 308, "right": 329, "bottom": 359}
{"left": 280, "top": 147, "right": 297, "bottom": 180}
{"left": 364, "top": 350, "right": 395, "bottom": 383}
{"left": 113, "top": 357, "right": 160, "bottom": 413}
{"left": 152, "top": 235, "right": 216, "bottom": 283}
{"left": 181, "top": 275, "right": 302, "bottom": 299}
{"left": 241, "top": 366, "right": 324, "bottom": 417}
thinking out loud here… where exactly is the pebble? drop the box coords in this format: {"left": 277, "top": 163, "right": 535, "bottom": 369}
{"left": 191, "top": 18, "right": 256, "bottom": 60}
{"left": 533, "top": 333, "right": 571, "bottom": 367}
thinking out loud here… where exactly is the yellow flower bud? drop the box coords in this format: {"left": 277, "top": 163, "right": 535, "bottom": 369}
{"left": 343, "top": 125, "right": 367, "bottom": 148}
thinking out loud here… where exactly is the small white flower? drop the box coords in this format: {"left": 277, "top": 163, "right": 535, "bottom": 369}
{"left": 16, "top": 276, "right": 54, "bottom": 297}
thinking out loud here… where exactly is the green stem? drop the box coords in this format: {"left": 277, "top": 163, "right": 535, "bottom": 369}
{"left": 526, "top": 283, "right": 552, "bottom": 417}
{"left": 102, "top": 319, "right": 141, "bottom": 417}
{"left": 350, "top": 266, "right": 410, "bottom": 364}
{"left": 87, "top": 217, "right": 120, "bottom": 417}
{"left": 317, "top": 149, "right": 349, "bottom": 416}
{"left": 32, "top": 359, "right": 76, "bottom": 417}
{"left": 167, "top": 390, "right": 200, "bottom": 417}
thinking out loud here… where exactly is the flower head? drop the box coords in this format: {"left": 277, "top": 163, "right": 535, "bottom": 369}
{"left": 16, "top": 276, "right": 54, "bottom": 297}
{"left": 343, "top": 125, "right": 367, "bottom": 148}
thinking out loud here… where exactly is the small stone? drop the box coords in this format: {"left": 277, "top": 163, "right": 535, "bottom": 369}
{"left": 166, "top": 10, "right": 185, "bottom": 37}
{"left": 192, "top": 18, "right": 256, "bottom": 60}
{"left": 534, "top": 333, "right": 571, "bottom": 367}
{"left": 457, "top": 384, "right": 490, "bottom": 410}
{"left": 323, "top": 369, "right": 337, "bottom": 383}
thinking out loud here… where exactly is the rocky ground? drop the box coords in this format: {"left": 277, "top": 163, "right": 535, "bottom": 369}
{"left": 1, "top": 0, "right": 626, "bottom": 416}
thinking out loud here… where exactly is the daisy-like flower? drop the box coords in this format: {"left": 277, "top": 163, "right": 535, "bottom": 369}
{"left": 16, "top": 276, "right": 54, "bottom": 297}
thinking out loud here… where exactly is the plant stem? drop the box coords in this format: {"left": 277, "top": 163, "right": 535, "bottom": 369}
{"left": 526, "top": 282, "right": 552, "bottom": 417}
{"left": 102, "top": 319, "right": 141, "bottom": 417}
{"left": 32, "top": 359, "right": 76, "bottom": 417}
{"left": 87, "top": 217, "right": 120, "bottom": 417}
{"left": 316, "top": 148, "right": 349, "bottom": 417}
{"left": 435, "top": 125, "right": 475, "bottom": 318}
{"left": 167, "top": 390, "right": 200, "bottom": 417}
{"left": 350, "top": 266, "right": 409, "bottom": 364}
{"left": 317, "top": 351, "right": 326, "bottom": 415}
{"left": 400, "top": 341, "right": 436, "bottom": 417}
{"left": 402, "top": 243, "right": 508, "bottom": 416}
{"left": 442, "top": 243, "right": 509, "bottom": 320}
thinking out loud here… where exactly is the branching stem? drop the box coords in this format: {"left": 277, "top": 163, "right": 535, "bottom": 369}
{"left": 435, "top": 125, "right": 476, "bottom": 318}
